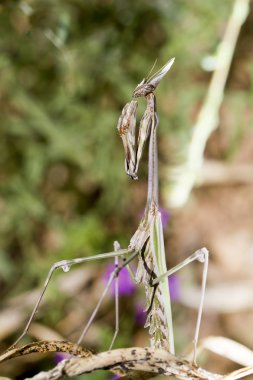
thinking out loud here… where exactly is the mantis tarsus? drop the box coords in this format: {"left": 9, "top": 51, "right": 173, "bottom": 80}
{"left": 10, "top": 58, "right": 208, "bottom": 365}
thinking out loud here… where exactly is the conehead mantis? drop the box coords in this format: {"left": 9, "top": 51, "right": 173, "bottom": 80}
{"left": 9, "top": 58, "right": 208, "bottom": 365}
{"left": 117, "top": 57, "right": 208, "bottom": 362}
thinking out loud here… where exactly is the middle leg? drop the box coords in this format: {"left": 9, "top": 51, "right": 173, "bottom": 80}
{"left": 77, "top": 247, "right": 140, "bottom": 347}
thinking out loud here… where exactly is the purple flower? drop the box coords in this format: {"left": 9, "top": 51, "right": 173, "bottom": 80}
{"left": 159, "top": 208, "right": 171, "bottom": 230}
{"left": 169, "top": 274, "right": 180, "bottom": 302}
{"left": 103, "top": 264, "right": 135, "bottom": 296}
{"left": 134, "top": 302, "right": 147, "bottom": 326}
{"left": 55, "top": 352, "right": 73, "bottom": 364}
{"left": 110, "top": 374, "right": 121, "bottom": 380}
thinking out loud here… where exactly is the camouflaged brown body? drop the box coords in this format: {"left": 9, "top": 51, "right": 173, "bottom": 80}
{"left": 119, "top": 58, "right": 175, "bottom": 351}
{"left": 132, "top": 208, "right": 170, "bottom": 350}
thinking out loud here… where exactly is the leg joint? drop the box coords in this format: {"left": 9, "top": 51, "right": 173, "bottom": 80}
{"left": 197, "top": 247, "right": 209, "bottom": 263}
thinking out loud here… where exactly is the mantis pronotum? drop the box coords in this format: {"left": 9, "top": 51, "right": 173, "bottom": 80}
{"left": 10, "top": 58, "right": 208, "bottom": 364}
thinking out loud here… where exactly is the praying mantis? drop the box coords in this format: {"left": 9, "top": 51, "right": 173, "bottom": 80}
{"left": 10, "top": 58, "right": 208, "bottom": 365}
{"left": 117, "top": 58, "right": 208, "bottom": 360}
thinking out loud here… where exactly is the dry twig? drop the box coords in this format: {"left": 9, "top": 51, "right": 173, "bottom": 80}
{"left": 0, "top": 343, "right": 220, "bottom": 380}
{"left": 1, "top": 342, "right": 253, "bottom": 380}
{"left": 0, "top": 341, "right": 253, "bottom": 380}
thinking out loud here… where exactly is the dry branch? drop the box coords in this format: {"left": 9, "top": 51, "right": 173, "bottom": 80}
{"left": 1, "top": 342, "right": 252, "bottom": 380}
{"left": 21, "top": 346, "right": 222, "bottom": 380}
{"left": 0, "top": 341, "right": 91, "bottom": 364}
{"left": 0, "top": 342, "right": 243, "bottom": 380}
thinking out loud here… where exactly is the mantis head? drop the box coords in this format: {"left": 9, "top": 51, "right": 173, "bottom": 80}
{"left": 132, "top": 57, "right": 175, "bottom": 98}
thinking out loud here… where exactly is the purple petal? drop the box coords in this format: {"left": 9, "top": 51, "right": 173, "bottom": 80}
{"left": 134, "top": 302, "right": 147, "bottom": 326}
{"left": 168, "top": 274, "right": 180, "bottom": 302}
{"left": 55, "top": 352, "right": 73, "bottom": 364}
{"left": 103, "top": 264, "right": 135, "bottom": 296}
{"left": 159, "top": 207, "right": 171, "bottom": 230}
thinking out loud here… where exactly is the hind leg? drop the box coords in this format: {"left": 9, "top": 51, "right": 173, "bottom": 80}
{"left": 153, "top": 247, "right": 209, "bottom": 364}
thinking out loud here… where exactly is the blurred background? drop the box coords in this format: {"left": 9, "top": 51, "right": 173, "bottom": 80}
{"left": 0, "top": 0, "right": 253, "bottom": 379}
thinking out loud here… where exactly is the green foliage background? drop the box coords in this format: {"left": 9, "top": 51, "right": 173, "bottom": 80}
{"left": 0, "top": 1, "right": 252, "bottom": 378}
